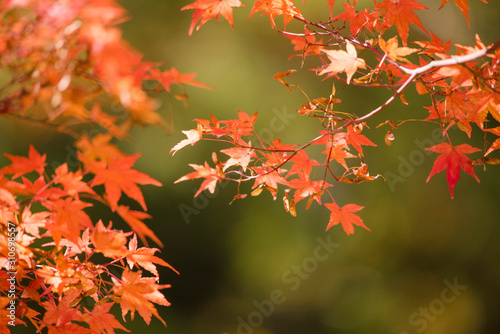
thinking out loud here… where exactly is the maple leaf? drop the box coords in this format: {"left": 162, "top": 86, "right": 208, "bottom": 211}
{"left": 376, "top": 0, "right": 428, "bottom": 46}
{"left": 91, "top": 220, "right": 130, "bottom": 258}
{"left": 439, "top": 0, "right": 488, "bottom": 27}
{"left": 321, "top": 134, "right": 357, "bottom": 169}
{"left": 82, "top": 303, "right": 130, "bottom": 334}
{"left": 126, "top": 234, "right": 179, "bottom": 277}
{"left": 318, "top": 41, "right": 367, "bottom": 84}
{"left": 414, "top": 31, "right": 451, "bottom": 55}
{"left": 45, "top": 198, "right": 93, "bottom": 245}
{"left": 1, "top": 145, "right": 46, "bottom": 179}
{"left": 282, "top": 27, "right": 324, "bottom": 59}
{"left": 287, "top": 172, "right": 331, "bottom": 204}
{"left": 40, "top": 298, "right": 83, "bottom": 332}
{"left": 287, "top": 150, "right": 320, "bottom": 177}
{"left": 170, "top": 129, "right": 202, "bottom": 155}
{"left": 250, "top": 0, "right": 303, "bottom": 29}
{"left": 332, "top": 2, "right": 377, "bottom": 36}
{"left": 325, "top": 201, "right": 369, "bottom": 235}
{"left": 182, "top": 0, "right": 244, "bottom": 35}
{"left": 112, "top": 268, "right": 171, "bottom": 326}
{"left": 379, "top": 36, "right": 420, "bottom": 62}
{"left": 346, "top": 125, "right": 377, "bottom": 156}
{"left": 174, "top": 162, "right": 221, "bottom": 197}
{"left": 221, "top": 142, "right": 255, "bottom": 172}
{"left": 327, "top": 0, "right": 336, "bottom": 17}
{"left": 117, "top": 205, "right": 163, "bottom": 247}
{"left": 426, "top": 142, "right": 481, "bottom": 198}
{"left": 76, "top": 134, "right": 125, "bottom": 167}
{"left": 53, "top": 163, "right": 94, "bottom": 197}
{"left": 89, "top": 153, "right": 162, "bottom": 211}
{"left": 251, "top": 166, "right": 288, "bottom": 200}
{"left": 485, "top": 127, "right": 500, "bottom": 156}
{"left": 156, "top": 67, "right": 214, "bottom": 91}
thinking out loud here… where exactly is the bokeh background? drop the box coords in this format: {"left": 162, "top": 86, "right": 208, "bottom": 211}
{"left": 3, "top": 0, "right": 500, "bottom": 333}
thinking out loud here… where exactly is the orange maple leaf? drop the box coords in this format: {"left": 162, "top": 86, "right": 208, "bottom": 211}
{"left": 1, "top": 145, "right": 46, "bottom": 179}
{"left": 281, "top": 27, "right": 324, "bottom": 58}
{"left": 182, "top": 0, "right": 244, "bottom": 35}
{"left": 45, "top": 198, "right": 93, "bottom": 245}
{"left": 324, "top": 201, "right": 369, "bottom": 235}
{"left": 287, "top": 172, "right": 331, "bottom": 205}
{"left": 426, "top": 142, "right": 481, "bottom": 198}
{"left": 117, "top": 205, "right": 163, "bottom": 247}
{"left": 485, "top": 127, "right": 500, "bottom": 156}
{"left": 250, "top": 0, "right": 303, "bottom": 29}
{"left": 376, "top": 0, "right": 428, "bottom": 46}
{"left": 332, "top": 1, "right": 377, "bottom": 36}
{"left": 287, "top": 150, "right": 320, "bottom": 177}
{"left": 82, "top": 303, "right": 130, "bottom": 334}
{"left": 156, "top": 67, "right": 214, "bottom": 92}
{"left": 89, "top": 154, "right": 162, "bottom": 211}
{"left": 91, "top": 220, "right": 130, "bottom": 258}
{"left": 318, "top": 41, "right": 366, "bottom": 84}
{"left": 126, "top": 234, "right": 179, "bottom": 277}
{"left": 112, "top": 268, "right": 171, "bottom": 326}
{"left": 439, "top": 0, "right": 488, "bottom": 27}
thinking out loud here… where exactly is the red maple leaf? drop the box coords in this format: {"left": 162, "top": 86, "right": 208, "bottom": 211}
{"left": 89, "top": 154, "right": 162, "bottom": 211}
{"left": 1, "top": 145, "right": 46, "bottom": 179}
{"left": 375, "top": 0, "right": 428, "bottom": 46}
{"left": 318, "top": 41, "right": 366, "bottom": 84}
{"left": 287, "top": 150, "right": 320, "bottom": 177}
{"left": 332, "top": 2, "right": 377, "bottom": 36}
{"left": 287, "top": 172, "right": 331, "bottom": 205}
{"left": 426, "top": 142, "right": 481, "bottom": 198}
{"left": 182, "top": 0, "right": 244, "bottom": 35}
{"left": 346, "top": 125, "right": 377, "bottom": 156}
{"left": 414, "top": 31, "right": 451, "bottom": 55}
{"left": 324, "top": 201, "right": 369, "bottom": 235}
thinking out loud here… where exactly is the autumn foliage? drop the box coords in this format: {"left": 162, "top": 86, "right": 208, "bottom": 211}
{"left": 176, "top": 0, "right": 500, "bottom": 235}
{"left": 0, "top": 0, "right": 200, "bottom": 332}
{"left": 1, "top": 0, "right": 499, "bottom": 332}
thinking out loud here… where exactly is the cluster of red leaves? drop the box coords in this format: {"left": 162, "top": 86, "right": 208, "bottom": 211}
{"left": 176, "top": 0, "right": 500, "bottom": 234}
{"left": 0, "top": 139, "right": 177, "bottom": 333}
{"left": 0, "top": 0, "right": 217, "bottom": 332}
{"left": 0, "top": 0, "right": 210, "bottom": 137}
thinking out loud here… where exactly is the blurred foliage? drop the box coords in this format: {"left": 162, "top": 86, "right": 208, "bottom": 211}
{"left": 3, "top": 0, "right": 500, "bottom": 333}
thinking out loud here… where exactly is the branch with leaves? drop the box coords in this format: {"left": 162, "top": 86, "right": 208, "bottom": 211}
{"left": 175, "top": 0, "right": 500, "bottom": 234}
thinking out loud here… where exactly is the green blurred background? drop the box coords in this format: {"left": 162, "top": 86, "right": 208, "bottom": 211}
{"left": 3, "top": 0, "right": 500, "bottom": 333}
